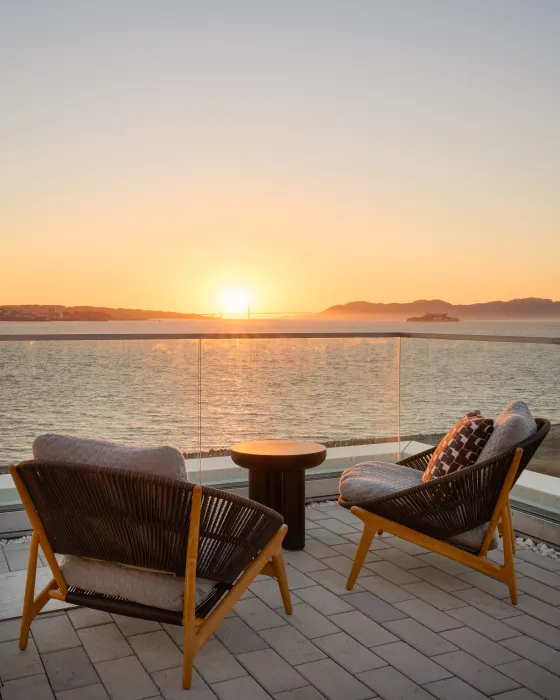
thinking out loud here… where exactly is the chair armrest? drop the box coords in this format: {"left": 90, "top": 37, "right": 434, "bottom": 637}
{"left": 396, "top": 447, "right": 435, "bottom": 471}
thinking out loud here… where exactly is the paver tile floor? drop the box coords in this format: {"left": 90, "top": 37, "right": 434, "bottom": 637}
{"left": 1, "top": 503, "right": 559, "bottom": 699}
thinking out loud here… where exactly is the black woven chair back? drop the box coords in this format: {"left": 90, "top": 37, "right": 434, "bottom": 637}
{"left": 15, "top": 461, "right": 283, "bottom": 584}
{"left": 347, "top": 418, "right": 550, "bottom": 542}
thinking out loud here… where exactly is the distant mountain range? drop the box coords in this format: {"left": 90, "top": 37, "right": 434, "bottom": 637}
{"left": 320, "top": 297, "right": 560, "bottom": 321}
{"left": 0, "top": 305, "right": 210, "bottom": 322}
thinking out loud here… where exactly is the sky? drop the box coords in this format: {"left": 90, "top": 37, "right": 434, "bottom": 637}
{"left": 1, "top": 1, "right": 559, "bottom": 314}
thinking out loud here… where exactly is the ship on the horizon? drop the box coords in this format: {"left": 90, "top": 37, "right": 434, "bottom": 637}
{"left": 407, "top": 312, "right": 460, "bottom": 323}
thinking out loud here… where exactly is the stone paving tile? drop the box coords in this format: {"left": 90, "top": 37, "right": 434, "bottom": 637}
{"left": 237, "top": 649, "right": 307, "bottom": 694}
{"left": 193, "top": 639, "right": 247, "bottom": 685}
{"left": 342, "top": 592, "right": 407, "bottom": 623}
{"left": 0, "top": 638, "right": 43, "bottom": 681}
{"left": 305, "top": 509, "right": 330, "bottom": 522}
{"left": 4, "top": 547, "right": 31, "bottom": 572}
{"left": 234, "top": 598, "right": 286, "bottom": 631}
{"left": 383, "top": 618, "right": 458, "bottom": 656}
{"left": 500, "top": 634, "right": 560, "bottom": 675}
{"left": 364, "top": 561, "right": 422, "bottom": 586}
{"left": 211, "top": 675, "right": 272, "bottom": 700}
{"left": 357, "top": 665, "right": 434, "bottom": 700}
{"left": 373, "top": 640, "right": 451, "bottom": 684}
{"left": 359, "top": 574, "right": 417, "bottom": 603}
{"left": 328, "top": 610, "right": 398, "bottom": 647}
{"left": 282, "top": 565, "right": 317, "bottom": 590}
{"left": 31, "top": 614, "right": 81, "bottom": 654}
{"left": 372, "top": 547, "right": 427, "bottom": 570}
{"left": 274, "top": 686, "right": 328, "bottom": 700}
{"left": 446, "top": 606, "right": 519, "bottom": 641}
{"left": 515, "top": 549, "right": 560, "bottom": 571}
{"left": 303, "top": 539, "right": 340, "bottom": 560}
{"left": 385, "top": 538, "right": 429, "bottom": 556}
{"left": 287, "top": 585, "right": 353, "bottom": 616}
{"left": 128, "top": 631, "right": 183, "bottom": 673}
{"left": 278, "top": 603, "right": 340, "bottom": 639}
{"left": 323, "top": 507, "right": 362, "bottom": 527}
{"left": 452, "top": 588, "right": 523, "bottom": 619}
{"left": 95, "top": 656, "right": 158, "bottom": 700}
{"left": 440, "top": 627, "right": 521, "bottom": 666}
{"left": 161, "top": 623, "right": 185, "bottom": 648}
{"left": 259, "top": 625, "right": 325, "bottom": 665}
{"left": 413, "top": 566, "right": 473, "bottom": 592}
{"left": 515, "top": 561, "right": 560, "bottom": 587}
{"left": 503, "top": 613, "right": 560, "bottom": 649}
{"left": 0, "top": 673, "right": 55, "bottom": 700}
{"left": 423, "top": 676, "right": 488, "bottom": 700}
{"left": 513, "top": 594, "right": 560, "bottom": 626}
{"left": 491, "top": 689, "right": 547, "bottom": 700}
{"left": 43, "top": 646, "right": 100, "bottom": 692}
{"left": 78, "top": 622, "right": 133, "bottom": 663}
{"left": 250, "top": 578, "right": 302, "bottom": 608}
{"left": 458, "top": 571, "right": 516, "bottom": 599}
{"left": 307, "top": 569, "right": 363, "bottom": 596}
{"left": 56, "top": 684, "right": 110, "bottom": 700}
{"left": 318, "top": 519, "right": 359, "bottom": 536}
{"left": 401, "top": 582, "right": 468, "bottom": 610}
{"left": 213, "top": 616, "right": 269, "bottom": 654}
{"left": 0, "top": 617, "right": 25, "bottom": 643}
{"left": 313, "top": 632, "right": 386, "bottom": 674}
{"left": 329, "top": 544, "right": 380, "bottom": 564}
{"left": 112, "top": 615, "right": 162, "bottom": 637}
{"left": 342, "top": 532, "right": 390, "bottom": 549}
{"left": 393, "top": 599, "right": 464, "bottom": 632}
{"left": 283, "top": 551, "right": 329, "bottom": 573}
{"left": 319, "top": 556, "right": 358, "bottom": 577}
{"left": 295, "top": 658, "right": 371, "bottom": 700}
{"left": 306, "top": 520, "right": 322, "bottom": 530}
{"left": 306, "top": 530, "right": 348, "bottom": 547}
{"left": 433, "top": 650, "right": 519, "bottom": 695}
{"left": 68, "top": 607, "right": 112, "bottom": 630}
{"left": 415, "top": 552, "right": 472, "bottom": 576}
{"left": 496, "top": 659, "right": 560, "bottom": 700}
{"left": 151, "top": 666, "right": 217, "bottom": 700}
{"left": 515, "top": 575, "right": 560, "bottom": 605}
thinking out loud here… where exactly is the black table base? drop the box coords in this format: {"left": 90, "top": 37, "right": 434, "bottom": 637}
{"left": 249, "top": 468, "right": 306, "bottom": 550}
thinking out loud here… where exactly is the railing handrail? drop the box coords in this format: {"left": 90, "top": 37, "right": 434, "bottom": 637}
{"left": 0, "top": 332, "right": 559, "bottom": 344}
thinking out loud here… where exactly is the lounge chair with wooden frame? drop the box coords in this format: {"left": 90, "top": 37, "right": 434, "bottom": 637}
{"left": 340, "top": 418, "right": 550, "bottom": 605}
{"left": 10, "top": 460, "right": 292, "bottom": 689}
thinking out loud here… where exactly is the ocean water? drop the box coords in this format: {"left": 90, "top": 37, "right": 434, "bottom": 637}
{"left": 1, "top": 319, "right": 559, "bottom": 467}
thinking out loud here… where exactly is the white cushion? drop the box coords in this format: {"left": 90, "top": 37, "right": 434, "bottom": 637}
{"left": 60, "top": 555, "right": 216, "bottom": 612}
{"left": 33, "top": 433, "right": 188, "bottom": 482}
{"left": 477, "top": 401, "right": 537, "bottom": 463}
{"left": 339, "top": 461, "right": 498, "bottom": 551}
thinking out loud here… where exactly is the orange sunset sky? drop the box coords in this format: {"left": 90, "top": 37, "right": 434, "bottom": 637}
{"left": 1, "top": 2, "right": 559, "bottom": 314}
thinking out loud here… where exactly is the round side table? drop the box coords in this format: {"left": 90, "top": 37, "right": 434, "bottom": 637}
{"left": 231, "top": 440, "right": 327, "bottom": 550}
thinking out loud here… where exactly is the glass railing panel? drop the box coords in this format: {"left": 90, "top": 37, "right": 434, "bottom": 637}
{"left": 198, "top": 337, "right": 399, "bottom": 486}
{"left": 0, "top": 339, "right": 202, "bottom": 507}
{"left": 400, "top": 337, "right": 560, "bottom": 522}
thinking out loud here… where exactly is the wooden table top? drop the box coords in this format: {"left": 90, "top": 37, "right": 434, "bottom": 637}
{"left": 231, "top": 440, "right": 327, "bottom": 470}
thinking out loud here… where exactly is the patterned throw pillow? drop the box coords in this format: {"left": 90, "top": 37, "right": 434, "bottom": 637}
{"left": 422, "top": 411, "right": 494, "bottom": 483}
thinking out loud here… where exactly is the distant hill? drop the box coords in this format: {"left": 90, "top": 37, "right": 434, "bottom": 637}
{"left": 0, "top": 305, "right": 211, "bottom": 322}
{"left": 320, "top": 297, "right": 560, "bottom": 321}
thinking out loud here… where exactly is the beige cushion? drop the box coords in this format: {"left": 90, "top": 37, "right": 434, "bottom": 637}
{"left": 339, "top": 461, "right": 498, "bottom": 551}
{"left": 477, "top": 401, "right": 537, "bottom": 463}
{"left": 60, "top": 555, "right": 216, "bottom": 612}
{"left": 33, "top": 433, "right": 188, "bottom": 482}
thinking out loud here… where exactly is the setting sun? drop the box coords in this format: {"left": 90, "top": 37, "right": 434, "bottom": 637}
{"left": 218, "top": 289, "right": 251, "bottom": 315}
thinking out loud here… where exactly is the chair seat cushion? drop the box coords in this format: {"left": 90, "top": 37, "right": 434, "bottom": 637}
{"left": 477, "top": 400, "right": 537, "bottom": 463}
{"left": 60, "top": 555, "right": 216, "bottom": 612}
{"left": 33, "top": 434, "right": 188, "bottom": 482}
{"left": 339, "top": 461, "right": 498, "bottom": 551}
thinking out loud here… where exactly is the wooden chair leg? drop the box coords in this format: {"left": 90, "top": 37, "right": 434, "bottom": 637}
{"left": 20, "top": 532, "right": 40, "bottom": 649}
{"left": 501, "top": 506, "right": 517, "bottom": 605}
{"left": 507, "top": 499, "right": 516, "bottom": 553}
{"left": 182, "top": 642, "right": 194, "bottom": 689}
{"left": 347, "top": 526, "right": 375, "bottom": 590}
{"left": 272, "top": 550, "right": 293, "bottom": 615}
